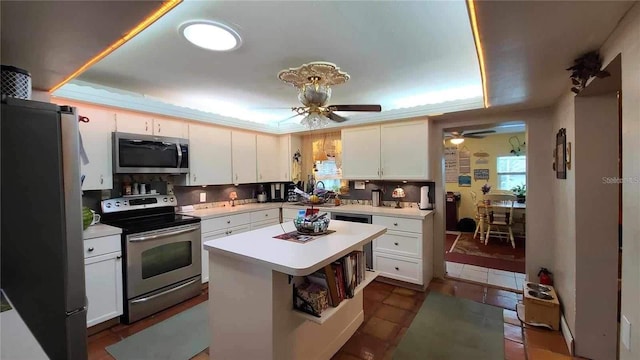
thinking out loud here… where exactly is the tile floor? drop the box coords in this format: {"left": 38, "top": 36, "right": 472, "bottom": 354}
{"left": 88, "top": 278, "right": 574, "bottom": 360}
{"left": 446, "top": 261, "right": 526, "bottom": 291}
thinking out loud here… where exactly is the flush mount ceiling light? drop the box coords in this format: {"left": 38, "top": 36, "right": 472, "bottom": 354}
{"left": 180, "top": 21, "right": 241, "bottom": 51}
{"left": 450, "top": 137, "right": 465, "bottom": 145}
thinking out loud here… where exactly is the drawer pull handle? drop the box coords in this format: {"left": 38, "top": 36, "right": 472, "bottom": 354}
{"left": 116, "top": 255, "right": 122, "bottom": 259}
{"left": 87, "top": 247, "right": 94, "bottom": 252}
{"left": 395, "top": 266, "right": 399, "bottom": 271}
{"left": 265, "top": 214, "right": 269, "bottom": 217}
{"left": 228, "top": 230, "right": 233, "bottom": 234}
{"left": 394, "top": 242, "right": 399, "bottom": 246}
{"left": 393, "top": 223, "right": 398, "bottom": 226}
{"left": 227, "top": 220, "right": 231, "bottom": 224}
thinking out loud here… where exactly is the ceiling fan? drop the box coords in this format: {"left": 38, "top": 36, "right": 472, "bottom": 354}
{"left": 445, "top": 129, "right": 496, "bottom": 144}
{"left": 277, "top": 62, "right": 382, "bottom": 128}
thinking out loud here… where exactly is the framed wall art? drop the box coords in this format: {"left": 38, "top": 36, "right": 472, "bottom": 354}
{"left": 555, "top": 128, "right": 567, "bottom": 179}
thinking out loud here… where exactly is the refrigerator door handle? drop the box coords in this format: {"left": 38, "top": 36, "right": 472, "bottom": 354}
{"left": 65, "top": 305, "right": 88, "bottom": 317}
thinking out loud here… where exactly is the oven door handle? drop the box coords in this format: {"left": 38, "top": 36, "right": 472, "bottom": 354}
{"left": 130, "top": 278, "right": 199, "bottom": 305}
{"left": 129, "top": 225, "right": 200, "bottom": 242}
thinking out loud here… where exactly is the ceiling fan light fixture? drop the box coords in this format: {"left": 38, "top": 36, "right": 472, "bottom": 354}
{"left": 450, "top": 137, "right": 465, "bottom": 145}
{"left": 180, "top": 21, "right": 241, "bottom": 51}
{"left": 300, "top": 112, "right": 330, "bottom": 129}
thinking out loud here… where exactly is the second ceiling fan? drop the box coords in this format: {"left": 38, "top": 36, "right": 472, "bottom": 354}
{"left": 277, "top": 62, "right": 381, "bottom": 127}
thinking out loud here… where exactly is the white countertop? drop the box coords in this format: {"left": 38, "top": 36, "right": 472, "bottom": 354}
{"left": 178, "top": 202, "right": 284, "bottom": 219}
{"left": 204, "top": 220, "right": 386, "bottom": 276}
{"left": 282, "top": 203, "right": 434, "bottom": 219}
{"left": 83, "top": 223, "right": 122, "bottom": 240}
{"left": 0, "top": 290, "right": 48, "bottom": 360}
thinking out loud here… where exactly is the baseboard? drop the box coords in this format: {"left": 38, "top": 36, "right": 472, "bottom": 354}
{"left": 87, "top": 317, "right": 120, "bottom": 336}
{"left": 375, "top": 276, "right": 427, "bottom": 292}
{"left": 446, "top": 230, "right": 461, "bottom": 235}
{"left": 561, "top": 313, "right": 574, "bottom": 355}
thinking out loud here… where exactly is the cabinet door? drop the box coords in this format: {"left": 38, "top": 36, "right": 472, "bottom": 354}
{"left": 231, "top": 131, "right": 257, "bottom": 184}
{"left": 115, "top": 112, "right": 152, "bottom": 135}
{"left": 188, "top": 124, "right": 232, "bottom": 185}
{"left": 85, "top": 252, "right": 123, "bottom": 327}
{"left": 380, "top": 120, "right": 429, "bottom": 180}
{"left": 256, "top": 134, "right": 280, "bottom": 182}
{"left": 201, "top": 229, "right": 228, "bottom": 283}
{"left": 153, "top": 117, "right": 187, "bottom": 138}
{"left": 78, "top": 106, "right": 115, "bottom": 190}
{"left": 279, "top": 134, "right": 302, "bottom": 182}
{"left": 341, "top": 126, "right": 381, "bottom": 179}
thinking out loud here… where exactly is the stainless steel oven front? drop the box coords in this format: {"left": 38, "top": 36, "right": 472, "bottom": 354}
{"left": 125, "top": 223, "right": 201, "bottom": 322}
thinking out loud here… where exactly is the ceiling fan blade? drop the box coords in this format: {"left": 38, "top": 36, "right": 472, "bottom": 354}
{"left": 277, "top": 113, "right": 301, "bottom": 124}
{"left": 464, "top": 130, "right": 496, "bottom": 136}
{"left": 327, "top": 112, "right": 348, "bottom": 123}
{"left": 328, "top": 104, "right": 382, "bottom": 112}
{"left": 464, "top": 134, "right": 486, "bottom": 139}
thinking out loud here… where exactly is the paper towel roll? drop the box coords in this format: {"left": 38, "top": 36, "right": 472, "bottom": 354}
{"left": 419, "top": 186, "right": 430, "bottom": 210}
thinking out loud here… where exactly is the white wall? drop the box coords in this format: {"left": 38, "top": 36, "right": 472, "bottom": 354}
{"left": 598, "top": 3, "right": 640, "bottom": 358}
{"left": 429, "top": 107, "right": 554, "bottom": 280}
{"left": 574, "top": 93, "right": 619, "bottom": 359}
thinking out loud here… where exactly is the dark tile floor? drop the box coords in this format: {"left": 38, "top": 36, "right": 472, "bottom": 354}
{"left": 87, "top": 278, "right": 575, "bottom": 360}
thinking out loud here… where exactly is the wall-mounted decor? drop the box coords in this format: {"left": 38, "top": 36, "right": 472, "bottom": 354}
{"left": 566, "top": 51, "right": 610, "bottom": 94}
{"left": 566, "top": 142, "right": 572, "bottom": 170}
{"left": 475, "top": 158, "right": 489, "bottom": 165}
{"left": 474, "top": 169, "right": 490, "bottom": 180}
{"left": 555, "top": 128, "right": 567, "bottom": 179}
{"left": 445, "top": 146, "right": 458, "bottom": 183}
{"left": 458, "top": 147, "right": 471, "bottom": 174}
{"left": 458, "top": 175, "right": 472, "bottom": 187}
{"left": 509, "top": 136, "right": 526, "bottom": 156}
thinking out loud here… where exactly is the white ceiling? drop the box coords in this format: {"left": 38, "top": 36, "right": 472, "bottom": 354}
{"left": 64, "top": 0, "right": 483, "bottom": 129}
{"left": 475, "top": 0, "right": 634, "bottom": 109}
{"left": 0, "top": 0, "right": 163, "bottom": 90}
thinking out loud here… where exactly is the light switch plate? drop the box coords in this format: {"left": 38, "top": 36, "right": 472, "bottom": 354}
{"left": 354, "top": 181, "right": 366, "bottom": 190}
{"left": 200, "top": 192, "right": 206, "bottom": 202}
{"left": 622, "top": 315, "right": 631, "bottom": 350}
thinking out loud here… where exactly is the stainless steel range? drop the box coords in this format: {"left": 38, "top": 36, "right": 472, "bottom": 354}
{"left": 100, "top": 195, "right": 201, "bottom": 323}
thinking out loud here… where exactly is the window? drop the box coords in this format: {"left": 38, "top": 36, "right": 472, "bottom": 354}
{"left": 314, "top": 157, "right": 342, "bottom": 191}
{"left": 497, "top": 156, "right": 526, "bottom": 190}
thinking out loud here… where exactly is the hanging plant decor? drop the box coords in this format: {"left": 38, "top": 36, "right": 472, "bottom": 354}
{"left": 566, "top": 51, "right": 610, "bottom": 94}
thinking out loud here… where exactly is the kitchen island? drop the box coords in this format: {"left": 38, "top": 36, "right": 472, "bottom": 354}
{"left": 203, "top": 220, "right": 386, "bottom": 360}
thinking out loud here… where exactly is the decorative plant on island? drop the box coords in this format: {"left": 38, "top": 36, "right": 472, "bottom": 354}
{"left": 511, "top": 184, "right": 526, "bottom": 203}
{"left": 481, "top": 183, "right": 491, "bottom": 195}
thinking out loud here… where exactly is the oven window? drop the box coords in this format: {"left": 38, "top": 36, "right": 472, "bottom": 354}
{"left": 141, "top": 241, "right": 192, "bottom": 279}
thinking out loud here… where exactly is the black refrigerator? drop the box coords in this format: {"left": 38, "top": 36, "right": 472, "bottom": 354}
{"left": 1, "top": 96, "right": 88, "bottom": 359}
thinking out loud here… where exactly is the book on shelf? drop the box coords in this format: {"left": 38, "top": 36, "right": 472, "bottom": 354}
{"left": 307, "top": 265, "right": 340, "bottom": 307}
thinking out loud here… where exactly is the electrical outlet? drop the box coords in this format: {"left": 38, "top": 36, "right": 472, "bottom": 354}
{"left": 354, "top": 181, "right": 366, "bottom": 190}
{"left": 622, "top": 315, "right": 631, "bottom": 350}
{"left": 200, "top": 192, "right": 206, "bottom": 203}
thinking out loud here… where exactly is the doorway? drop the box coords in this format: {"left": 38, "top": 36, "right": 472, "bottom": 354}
{"left": 442, "top": 123, "right": 527, "bottom": 290}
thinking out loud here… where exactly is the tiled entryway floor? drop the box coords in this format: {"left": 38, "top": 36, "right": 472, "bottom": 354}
{"left": 88, "top": 278, "right": 575, "bottom": 360}
{"left": 446, "top": 261, "right": 526, "bottom": 291}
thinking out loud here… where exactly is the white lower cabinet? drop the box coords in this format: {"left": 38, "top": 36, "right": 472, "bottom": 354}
{"left": 372, "top": 215, "right": 433, "bottom": 287}
{"left": 84, "top": 235, "right": 123, "bottom": 327}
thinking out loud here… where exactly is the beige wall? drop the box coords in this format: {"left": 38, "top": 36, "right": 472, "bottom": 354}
{"left": 599, "top": 3, "right": 640, "bottom": 358}
{"left": 444, "top": 132, "right": 526, "bottom": 221}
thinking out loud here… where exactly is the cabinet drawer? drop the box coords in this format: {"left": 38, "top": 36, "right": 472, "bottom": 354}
{"left": 84, "top": 235, "right": 121, "bottom": 259}
{"left": 374, "top": 253, "right": 422, "bottom": 285}
{"left": 251, "top": 219, "right": 280, "bottom": 230}
{"left": 250, "top": 208, "right": 280, "bottom": 223}
{"left": 373, "top": 216, "right": 422, "bottom": 233}
{"left": 374, "top": 231, "right": 422, "bottom": 259}
{"left": 202, "top": 213, "right": 251, "bottom": 233}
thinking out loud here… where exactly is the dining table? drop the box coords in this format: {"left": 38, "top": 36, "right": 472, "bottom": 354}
{"left": 474, "top": 201, "right": 526, "bottom": 242}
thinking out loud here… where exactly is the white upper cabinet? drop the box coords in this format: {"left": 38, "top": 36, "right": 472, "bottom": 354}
{"left": 188, "top": 123, "right": 232, "bottom": 185}
{"left": 380, "top": 120, "right": 429, "bottom": 180}
{"left": 115, "top": 112, "right": 153, "bottom": 135}
{"left": 256, "top": 134, "right": 280, "bottom": 182}
{"left": 153, "top": 117, "right": 188, "bottom": 138}
{"left": 77, "top": 106, "right": 115, "bottom": 190}
{"left": 231, "top": 131, "right": 257, "bottom": 184}
{"left": 342, "top": 120, "right": 429, "bottom": 180}
{"left": 341, "top": 125, "right": 381, "bottom": 179}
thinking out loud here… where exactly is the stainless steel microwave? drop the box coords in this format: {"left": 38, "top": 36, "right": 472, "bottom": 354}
{"left": 113, "top": 132, "right": 189, "bottom": 174}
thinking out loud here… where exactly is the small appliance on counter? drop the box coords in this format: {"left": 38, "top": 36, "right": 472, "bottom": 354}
{"left": 270, "top": 183, "right": 287, "bottom": 202}
{"left": 418, "top": 185, "right": 434, "bottom": 210}
{"left": 371, "top": 189, "right": 382, "bottom": 207}
{"left": 392, "top": 185, "right": 406, "bottom": 208}
{"left": 257, "top": 184, "right": 268, "bottom": 203}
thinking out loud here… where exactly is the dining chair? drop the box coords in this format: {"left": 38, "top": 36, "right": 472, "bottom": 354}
{"left": 483, "top": 193, "right": 517, "bottom": 248}
{"left": 470, "top": 191, "right": 486, "bottom": 240}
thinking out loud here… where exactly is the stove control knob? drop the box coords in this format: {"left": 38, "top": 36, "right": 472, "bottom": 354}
{"left": 115, "top": 201, "right": 120, "bottom": 207}
{"left": 163, "top": 197, "right": 168, "bottom": 202}
{"left": 169, "top": 197, "right": 175, "bottom": 202}
{"left": 106, "top": 203, "right": 112, "bottom": 208}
